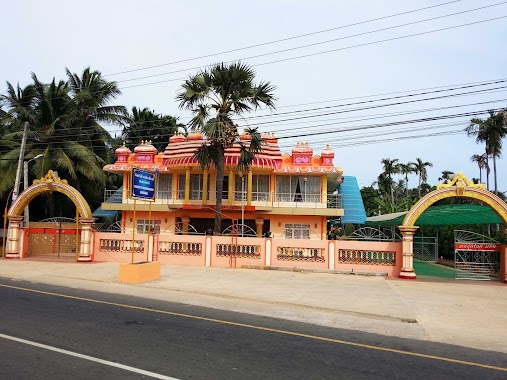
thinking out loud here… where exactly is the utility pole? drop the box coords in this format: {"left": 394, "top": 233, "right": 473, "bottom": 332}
{"left": 12, "top": 122, "right": 29, "bottom": 202}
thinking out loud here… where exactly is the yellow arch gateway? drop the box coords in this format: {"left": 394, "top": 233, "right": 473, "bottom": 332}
{"left": 401, "top": 172, "right": 507, "bottom": 227}
{"left": 8, "top": 170, "right": 92, "bottom": 219}
{"left": 398, "top": 172, "right": 507, "bottom": 280}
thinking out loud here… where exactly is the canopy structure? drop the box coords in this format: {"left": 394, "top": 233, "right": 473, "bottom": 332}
{"left": 365, "top": 204, "right": 503, "bottom": 227}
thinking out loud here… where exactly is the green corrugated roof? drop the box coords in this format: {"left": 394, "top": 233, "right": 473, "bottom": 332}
{"left": 365, "top": 204, "right": 503, "bottom": 227}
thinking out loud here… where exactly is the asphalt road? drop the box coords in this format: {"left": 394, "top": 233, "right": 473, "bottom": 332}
{"left": 0, "top": 278, "right": 505, "bottom": 380}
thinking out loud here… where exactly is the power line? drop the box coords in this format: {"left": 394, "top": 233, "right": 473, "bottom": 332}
{"left": 105, "top": 0, "right": 465, "bottom": 77}
{"left": 120, "top": 15, "right": 507, "bottom": 90}
{"left": 116, "top": 2, "right": 507, "bottom": 84}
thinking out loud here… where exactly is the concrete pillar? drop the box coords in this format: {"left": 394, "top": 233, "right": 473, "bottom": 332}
{"left": 399, "top": 226, "right": 419, "bottom": 279}
{"left": 328, "top": 241, "right": 335, "bottom": 270}
{"left": 228, "top": 168, "right": 234, "bottom": 205}
{"left": 122, "top": 175, "right": 129, "bottom": 202}
{"left": 78, "top": 219, "right": 94, "bottom": 262}
{"left": 321, "top": 174, "right": 327, "bottom": 204}
{"left": 205, "top": 236, "right": 212, "bottom": 267}
{"left": 255, "top": 219, "right": 264, "bottom": 237}
{"left": 202, "top": 168, "right": 208, "bottom": 205}
{"left": 184, "top": 167, "right": 191, "bottom": 203}
{"left": 265, "top": 238, "right": 272, "bottom": 266}
{"left": 5, "top": 216, "right": 24, "bottom": 258}
{"left": 182, "top": 216, "right": 190, "bottom": 235}
{"left": 247, "top": 169, "right": 253, "bottom": 206}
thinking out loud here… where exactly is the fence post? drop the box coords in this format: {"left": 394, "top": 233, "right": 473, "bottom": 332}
{"left": 328, "top": 241, "right": 335, "bottom": 270}
{"left": 265, "top": 237, "right": 272, "bottom": 266}
{"left": 205, "top": 236, "right": 212, "bottom": 266}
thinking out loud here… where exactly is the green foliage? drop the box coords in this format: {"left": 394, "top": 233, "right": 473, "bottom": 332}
{"left": 121, "top": 107, "right": 183, "bottom": 151}
{"left": 176, "top": 62, "right": 276, "bottom": 234}
{"left": 0, "top": 67, "right": 125, "bottom": 217}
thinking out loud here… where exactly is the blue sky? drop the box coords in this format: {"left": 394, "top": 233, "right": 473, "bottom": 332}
{"left": 2, "top": 0, "right": 506, "bottom": 192}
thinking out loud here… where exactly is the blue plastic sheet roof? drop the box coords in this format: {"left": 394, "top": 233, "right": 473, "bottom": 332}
{"left": 338, "top": 176, "right": 367, "bottom": 224}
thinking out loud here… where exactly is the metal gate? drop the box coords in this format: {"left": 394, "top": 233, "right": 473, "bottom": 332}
{"left": 28, "top": 220, "right": 80, "bottom": 259}
{"left": 413, "top": 236, "right": 437, "bottom": 262}
{"left": 454, "top": 230, "right": 500, "bottom": 281}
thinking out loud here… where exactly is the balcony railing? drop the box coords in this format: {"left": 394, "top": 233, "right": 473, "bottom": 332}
{"left": 104, "top": 190, "right": 342, "bottom": 209}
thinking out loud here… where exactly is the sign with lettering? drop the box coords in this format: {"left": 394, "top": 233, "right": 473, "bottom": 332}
{"left": 454, "top": 243, "right": 500, "bottom": 251}
{"left": 131, "top": 168, "right": 156, "bottom": 201}
{"left": 136, "top": 154, "right": 153, "bottom": 162}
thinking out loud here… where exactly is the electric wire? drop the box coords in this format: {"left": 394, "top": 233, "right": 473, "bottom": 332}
{"left": 105, "top": 0, "right": 465, "bottom": 77}
{"left": 116, "top": 2, "right": 507, "bottom": 84}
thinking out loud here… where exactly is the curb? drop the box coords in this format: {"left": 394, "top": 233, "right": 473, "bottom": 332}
{"left": 241, "top": 265, "right": 388, "bottom": 277}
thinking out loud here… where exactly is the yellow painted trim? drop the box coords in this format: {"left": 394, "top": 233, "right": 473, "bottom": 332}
{"left": 228, "top": 168, "right": 234, "bottom": 206}
{"left": 184, "top": 167, "right": 191, "bottom": 203}
{"left": 8, "top": 171, "right": 92, "bottom": 219}
{"left": 202, "top": 168, "right": 208, "bottom": 205}
{"left": 402, "top": 186, "right": 507, "bottom": 227}
{"left": 0, "top": 283, "right": 505, "bottom": 373}
{"left": 247, "top": 169, "right": 253, "bottom": 206}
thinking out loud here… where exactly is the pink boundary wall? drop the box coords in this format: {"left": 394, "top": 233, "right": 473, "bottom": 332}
{"left": 270, "top": 238, "right": 329, "bottom": 270}
{"left": 93, "top": 231, "right": 149, "bottom": 263}
{"left": 93, "top": 231, "right": 403, "bottom": 276}
{"left": 334, "top": 240, "right": 402, "bottom": 277}
{"left": 156, "top": 234, "right": 207, "bottom": 266}
{"left": 211, "top": 236, "right": 266, "bottom": 268}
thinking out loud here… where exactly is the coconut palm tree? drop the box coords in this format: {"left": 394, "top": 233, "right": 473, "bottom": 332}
{"left": 379, "top": 158, "right": 400, "bottom": 203}
{"left": 399, "top": 162, "right": 415, "bottom": 197}
{"left": 122, "top": 107, "right": 182, "bottom": 151}
{"left": 466, "top": 111, "right": 506, "bottom": 194}
{"left": 470, "top": 153, "right": 488, "bottom": 186}
{"left": 1, "top": 69, "right": 125, "bottom": 216}
{"left": 176, "top": 62, "right": 276, "bottom": 234}
{"left": 438, "top": 170, "right": 454, "bottom": 183}
{"left": 66, "top": 67, "right": 127, "bottom": 161}
{"left": 413, "top": 158, "right": 433, "bottom": 198}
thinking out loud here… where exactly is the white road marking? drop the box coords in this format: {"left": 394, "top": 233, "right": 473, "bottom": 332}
{"left": 0, "top": 332, "right": 179, "bottom": 380}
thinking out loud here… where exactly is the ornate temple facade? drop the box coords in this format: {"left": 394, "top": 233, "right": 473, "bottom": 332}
{"left": 102, "top": 132, "right": 344, "bottom": 239}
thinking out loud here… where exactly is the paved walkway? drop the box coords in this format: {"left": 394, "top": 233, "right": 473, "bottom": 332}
{"left": 0, "top": 259, "right": 506, "bottom": 354}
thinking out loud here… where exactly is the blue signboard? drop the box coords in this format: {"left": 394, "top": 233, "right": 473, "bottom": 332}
{"left": 131, "top": 168, "right": 156, "bottom": 200}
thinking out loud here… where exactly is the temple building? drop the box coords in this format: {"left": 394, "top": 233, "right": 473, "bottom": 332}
{"left": 101, "top": 131, "right": 354, "bottom": 239}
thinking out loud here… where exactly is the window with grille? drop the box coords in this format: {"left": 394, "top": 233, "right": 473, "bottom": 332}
{"left": 136, "top": 220, "right": 161, "bottom": 234}
{"left": 284, "top": 224, "right": 311, "bottom": 239}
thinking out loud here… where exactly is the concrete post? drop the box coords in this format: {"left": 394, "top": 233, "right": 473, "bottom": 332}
{"left": 255, "top": 219, "right": 264, "bottom": 237}
{"left": 5, "top": 216, "right": 24, "bottom": 258}
{"left": 78, "top": 219, "right": 94, "bottom": 262}
{"left": 399, "top": 226, "right": 419, "bottom": 279}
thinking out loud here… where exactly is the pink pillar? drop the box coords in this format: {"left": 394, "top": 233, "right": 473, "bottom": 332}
{"left": 5, "top": 216, "right": 24, "bottom": 259}
{"left": 399, "top": 226, "right": 419, "bottom": 279}
{"left": 78, "top": 219, "right": 94, "bottom": 262}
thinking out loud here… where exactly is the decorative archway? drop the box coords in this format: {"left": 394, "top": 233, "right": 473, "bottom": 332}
{"left": 5, "top": 171, "right": 94, "bottom": 261}
{"left": 398, "top": 172, "right": 507, "bottom": 279}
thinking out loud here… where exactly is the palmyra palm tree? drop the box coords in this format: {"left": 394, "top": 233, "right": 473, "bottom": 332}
{"left": 176, "top": 62, "right": 276, "bottom": 234}
{"left": 399, "top": 162, "right": 415, "bottom": 197}
{"left": 379, "top": 158, "right": 400, "bottom": 203}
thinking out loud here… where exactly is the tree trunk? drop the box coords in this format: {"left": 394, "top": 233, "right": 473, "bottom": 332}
{"left": 214, "top": 145, "right": 225, "bottom": 235}
{"left": 405, "top": 174, "right": 409, "bottom": 197}
{"left": 493, "top": 155, "right": 497, "bottom": 194}
{"left": 479, "top": 166, "right": 482, "bottom": 184}
{"left": 418, "top": 175, "right": 421, "bottom": 198}
{"left": 485, "top": 149, "right": 490, "bottom": 190}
